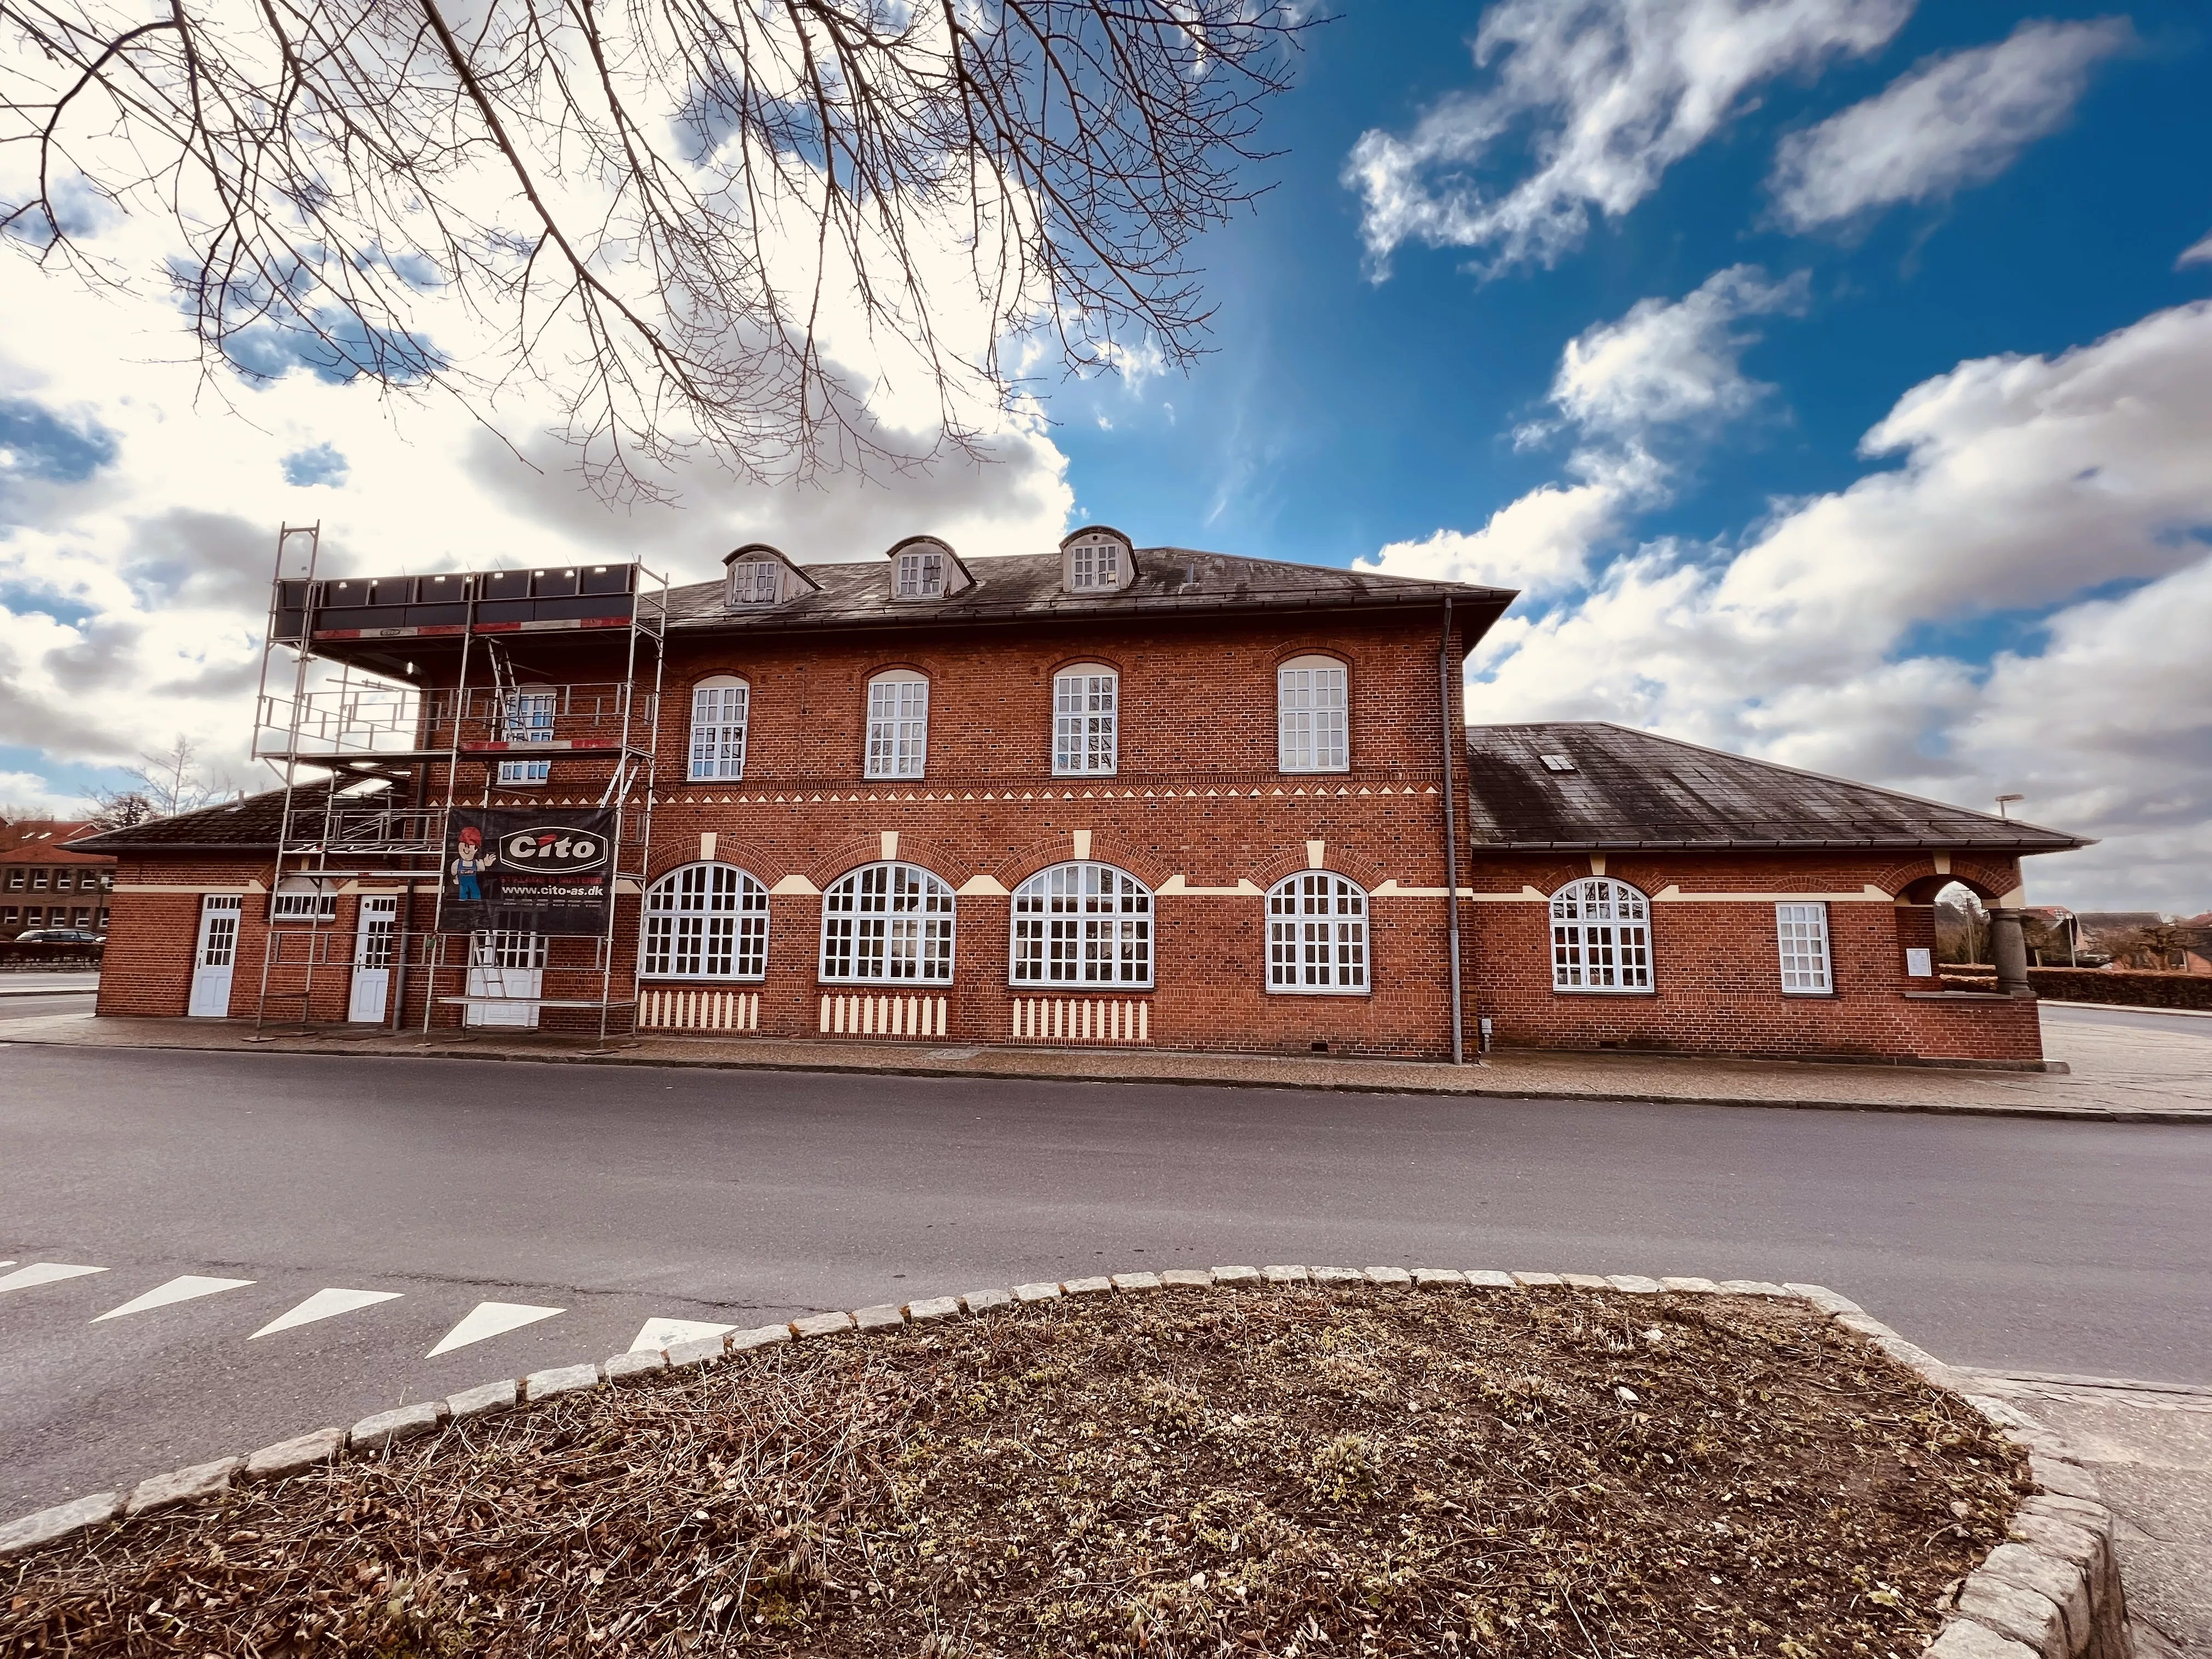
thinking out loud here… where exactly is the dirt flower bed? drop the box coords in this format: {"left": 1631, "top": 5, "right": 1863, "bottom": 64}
{"left": 3, "top": 1285, "right": 2024, "bottom": 1656}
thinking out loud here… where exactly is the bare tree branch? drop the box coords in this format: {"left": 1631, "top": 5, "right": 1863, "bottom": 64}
{"left": 1, "top": 0, "right": 1309, "bottom": 500}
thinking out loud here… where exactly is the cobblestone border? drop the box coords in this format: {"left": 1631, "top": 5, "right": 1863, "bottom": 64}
{"left": 0, "top": 1269, "right": 2138, "bottom": 1655}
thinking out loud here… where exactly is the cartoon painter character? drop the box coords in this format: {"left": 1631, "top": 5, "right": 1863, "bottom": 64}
{"left": 451, "top": 825, "right": 498, "bottom": 902}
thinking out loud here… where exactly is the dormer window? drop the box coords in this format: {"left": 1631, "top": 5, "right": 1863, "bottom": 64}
{"left": 884, "top": 535, "right": 970, "bottom": 601}
{"left": 1060, "top": 526, "right": 1135, "bottom": 593}
{"left": 897, "top": 548, "right": 945, "bottom": 599}
{"left": 721, "top": 543, "right": 814, "bottom": 609}
{"left": 730, "top": 559, "right": 780, "bottom": 605}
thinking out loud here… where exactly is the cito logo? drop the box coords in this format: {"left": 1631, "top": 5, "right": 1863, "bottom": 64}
{"left": 500, "top": 828, "right": 607, "bottom": 871}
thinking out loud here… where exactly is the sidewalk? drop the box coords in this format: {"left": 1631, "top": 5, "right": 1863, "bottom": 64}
{"left": 0, "top": 973, "right": 100, "bottom": 998}
{"left": 1965, "top": 1368, "right": 2212, "bottom": 1655}
{"left": 3, "top": 1007, "right": 2206, "bottom": 1121}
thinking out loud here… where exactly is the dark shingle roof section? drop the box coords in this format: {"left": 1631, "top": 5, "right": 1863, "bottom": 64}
{"left": 66, "top": 783, "right": 338, "bottom": 855}
{"left": 665, "top": 548, "right": 1513, "bottom": 634}
{"left": 1464, "top": 723, "right": 2090, "bottom": 853}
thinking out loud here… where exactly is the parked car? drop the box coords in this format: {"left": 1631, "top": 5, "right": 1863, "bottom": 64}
{"left": 12, "top": 928, "right": 106, "bottom": 945}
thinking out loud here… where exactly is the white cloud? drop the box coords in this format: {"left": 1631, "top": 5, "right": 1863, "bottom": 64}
{"left": 1365, "top": 265, "right": 1798, "bottom": 594}
{"left": 1466, "top": 300, "right": 2212, "bottom": 912}
{"left": 1346, "top": 0, "right": 1910, "bottom": 273}
{"left": 1768, "top": 18, "right": 2132, "bottom": 232}
{"left": 0, "top": 197, "right": 1075, "bottom": 805}
{"left": 1544, "top": 266, "right": 1808, "bottom": 441}
{"left": 2179, "top": 230, "right": 2212, "bottom": 269}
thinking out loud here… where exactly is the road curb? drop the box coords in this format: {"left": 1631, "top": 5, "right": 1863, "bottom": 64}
{"left": 0, "top": 1269, "right": 2143, "bottom": 1655}
{"left": 5, "top": 1022, "right": 2205, "bottom": 1124}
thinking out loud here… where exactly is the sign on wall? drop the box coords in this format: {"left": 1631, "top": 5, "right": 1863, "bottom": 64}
{"left": 438, "top": 808, "right": 615, "bottom": 936}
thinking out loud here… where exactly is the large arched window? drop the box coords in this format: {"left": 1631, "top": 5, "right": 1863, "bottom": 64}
{"left": 1550, "top": 878, "right": 1653, "bottom": 992}
{"left": 1010, "top": 862, "right": 1153, "bottom": 987}
{"left": 1277, "top": 655, "right": 1348, "bottom": 773}
{"left": 1267, "top": 872, "right": 1369, "bottom": 992}
{"left": 865, "top": 670, "right": 928, "bottom": 779}
{"left": 820, "top": 862, "right": 955, "bottom": 983}
{"left": 642, "top": 862, "right": 769, "bottom": 979}
{"left": 689, "top": 676, "right": 749, "bottom": 781}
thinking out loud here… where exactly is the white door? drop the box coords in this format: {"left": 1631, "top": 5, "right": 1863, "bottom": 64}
{"left": 348, "top": 895, "right": 398, "bottom": 1023}
{"left": 188, "top": 895, "right": 241, "bottom": 1017}
{"left": 466, "top": 930, "right": 545, "bottom": 1028}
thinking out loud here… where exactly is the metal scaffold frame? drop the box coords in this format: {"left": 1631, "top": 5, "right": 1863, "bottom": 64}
{"left": 246, "top": 523, "right": 668, "bottom": 1043}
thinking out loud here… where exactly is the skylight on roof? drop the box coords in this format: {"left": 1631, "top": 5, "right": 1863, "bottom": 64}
{"left": 1539, "top": 753, "right": 1577, "bottom": 773}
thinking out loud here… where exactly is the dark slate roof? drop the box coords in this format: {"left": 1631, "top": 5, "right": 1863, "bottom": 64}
{"left": 66, "top": 783, "right": 337, "bottom": 856}
{"left": 1464, "top": 723, "right": 2091, "bottom": 853}
{"left": 665, "top": 548, "right": 1513, "bottom": 634}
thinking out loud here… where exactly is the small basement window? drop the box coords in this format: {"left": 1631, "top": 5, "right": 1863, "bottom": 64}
{"left": 1539, "top": 753, "right": 1576, "bottom": 773}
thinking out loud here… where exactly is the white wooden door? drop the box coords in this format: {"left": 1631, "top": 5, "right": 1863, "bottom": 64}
{"left": 188, "top": 895, "right": 241, "bottom": 1017}
{"left": 347, "top": 895, "right": 398, "bottom": 1023}
{"left": 466, "top": 930, "right": 545, "bottom": 1028}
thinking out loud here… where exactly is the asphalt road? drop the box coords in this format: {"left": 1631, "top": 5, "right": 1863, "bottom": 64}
{"left": 0, "top": 991, "right": 96, "bottom": 1023}
{"left": 2, "top": 1036, "right": 2208, "bottom": 1517}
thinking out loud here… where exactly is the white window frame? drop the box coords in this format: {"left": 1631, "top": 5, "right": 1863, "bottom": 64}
{"left": 1549, "top": 877, "right": 1654, "bottom": 993}
{"left": 865, "top": 671, "right": 929, "bottom": 779}
{"left": 1009, "top": 862, "right": 1153, "bottom": 988}
{"left": 1070, "top": 538, "right": 1122, "bottom": 590}
{"left": 641, "top": 861, "right": 770, "bottom": 980}
{"left": 1052, "top": 665, "right": 1119, "bottom": 776}
{"left": 1776, "top": 902, "right": 1833, "bottom": 996}
{"left": 895, "top": 548, "right": 946, "bottom": 599}
{"left": 728, "top": 560, "right": 781, "bottom": 605}
{"left": 1277, "top": 656, "right": 1349, "bottom": 774}
{"left": 1267, "top": 872, "right": 1370, "bottom": 994}
{"left": 688, "top": 676, "right": 750, "bottom": 781}
{"left": 269, "top": 877, "right": 339, "bottom": 923}
{"left": 497, "top": 684, "right": 556, "bottom": 785}
{"left": 819, "top": 862, "right": 956, "bottom": 984}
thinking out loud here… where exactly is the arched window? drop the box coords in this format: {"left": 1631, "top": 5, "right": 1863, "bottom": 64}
{"left": 642, "top": 862, "right": 769, "bottom": 980}
{"left": 689, "top": 676, "right": 749, "bottom": 781}
{"left": 1549, "top": 878, "right": 1653, "bottom": 992}
{"left": 866, "top": 670, "right": 928, "bottom": 778}
{"left": 1267, "top": 872, "right": 1369, "bottom": 992}
{"left": 1010, "top": 863, "right": 1152, "bottom": 987}
{"left": 820, "top": 862, "right": 955, "bottom": 983}
{"left": 1277, "top": 655, "right": 1348, "bottom": 773}
{"left": 1052, "top": 664, "right": 1118, "bottom": 776}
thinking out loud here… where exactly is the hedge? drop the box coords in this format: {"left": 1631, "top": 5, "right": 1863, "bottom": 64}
{"left": 0, "top": 941, "right": 103, "bottom": 968}
{"left": 1941, "top": 966, "right": 2212, "bottom": 1012}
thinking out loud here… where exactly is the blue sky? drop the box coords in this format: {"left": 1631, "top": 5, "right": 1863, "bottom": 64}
{"left": 1, "top": 0, "right": 2209, "bottom": 911}
{"left": 1053, "top": 2, "right": 2210, "bottom": 567}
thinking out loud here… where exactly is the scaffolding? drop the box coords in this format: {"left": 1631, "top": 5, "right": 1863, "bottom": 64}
{"left": 247, "top": 524, "right": 668, "bottom": 1042}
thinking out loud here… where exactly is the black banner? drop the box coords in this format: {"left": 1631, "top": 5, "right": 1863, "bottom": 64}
{"left": 438, "top": 808, "right": 615, "bottom": 936}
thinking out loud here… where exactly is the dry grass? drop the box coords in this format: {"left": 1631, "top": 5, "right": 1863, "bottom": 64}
{"left": 2, "top": 1284, "right": 2024, "bottom": 1656}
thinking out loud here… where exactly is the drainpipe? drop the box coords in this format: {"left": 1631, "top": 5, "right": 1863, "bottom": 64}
{"left": 1440, "top": 597, "right": 1465, "bottom": 1064}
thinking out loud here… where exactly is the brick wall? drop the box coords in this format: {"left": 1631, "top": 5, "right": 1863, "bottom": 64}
{"left": 90, "top": 604, "right": 2055, "bottom": 1065}
{"left": 1465, "top": 850, "right": 2045, "bottom": 1064}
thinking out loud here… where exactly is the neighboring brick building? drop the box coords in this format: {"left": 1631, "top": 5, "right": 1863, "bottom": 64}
{"left": 0, "top": 820, "right": 115, "bottom": 938}
{"left": 71, "top": 532, "right": 2087, "bottom": 1064}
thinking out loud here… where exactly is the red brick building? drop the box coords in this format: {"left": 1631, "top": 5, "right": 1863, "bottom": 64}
{"left": 72, "top": 531, "right": 2085, "bottom": 1065}
{"left": 1, "top": 820, "right": 114, "bottom": 938}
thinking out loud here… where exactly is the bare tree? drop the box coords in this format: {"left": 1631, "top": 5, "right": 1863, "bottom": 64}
{"left": 1, "top": 0, "right": 1305, "bottom": 499}
{"left": 2108, "top": 919, "right": 2188, "bottom": 972}
{"left": 84, "top": 787, "right": 159, "bottom": 830}
{"left": 1934, "top": 888, "right": 1990, "bottom": 966}
{"left": 117, "top": 734, "right": 232, "bottom": 816}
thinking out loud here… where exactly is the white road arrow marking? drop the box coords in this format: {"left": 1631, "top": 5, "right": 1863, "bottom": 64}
{"left": 0, "top": 1262, "right": 107, "bottom": 1294}
{"left": 251, "top": 1288, "right": 404, "bottom": 1340}
{"left": 427, "top": 1301, "right": 563, "bottom": 1358}
{"left": 628, "top": 1317, "right": 734, "bottom": 1353}
{"left": 92, "top": 1275, "right": 254, "bottom": 1322}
